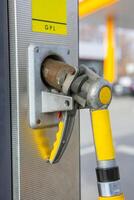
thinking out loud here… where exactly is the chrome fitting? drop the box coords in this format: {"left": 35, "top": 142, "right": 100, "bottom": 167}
{"left": 98, "top": 180, "right": 122, "bottom": 197}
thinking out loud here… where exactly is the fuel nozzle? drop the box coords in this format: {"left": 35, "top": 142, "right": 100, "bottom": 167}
{"left": 41, "top": 58, "right": 125, "bottom": 199}
{"left": 42, "top": 58, "right": 112, "bottom": 110}
{"left": 71, "top": 65, "right": 112, "bottom": 110}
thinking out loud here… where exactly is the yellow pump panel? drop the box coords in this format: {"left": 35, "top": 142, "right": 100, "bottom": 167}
{"left": 32, "top": 0, "right": 67, "bottom": 35}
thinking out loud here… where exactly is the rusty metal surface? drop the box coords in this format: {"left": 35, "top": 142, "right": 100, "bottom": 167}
{"left": 42, "top": 58, "right": 75, "bottom": 91}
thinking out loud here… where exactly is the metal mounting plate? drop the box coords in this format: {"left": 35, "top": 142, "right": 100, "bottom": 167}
{"left": 41, "top": 91, "right": 73, "bottom": 113}
{"left": 28, "top": 44, "right": 73, "bottom": 129}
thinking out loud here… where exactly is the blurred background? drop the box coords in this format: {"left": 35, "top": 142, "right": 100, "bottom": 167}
{"left": 79, "top": 0, "right": 134, "bottom": 199}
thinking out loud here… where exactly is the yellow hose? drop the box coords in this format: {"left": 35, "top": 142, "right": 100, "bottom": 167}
{"left": 33, "top": 121, "right": 64, "bottom": 163}
{"left": 99, "top": 194, "right": 125, "bottom": 200}
{"left": 91, "top": 109, "right": 115, "bottom": 161}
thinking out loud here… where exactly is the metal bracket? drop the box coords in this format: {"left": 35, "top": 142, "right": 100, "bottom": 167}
{"left": 28, "top": 44, "right": 74, "bottom": 129}
{"left": 41, "top": 91, "right": 73, "bottom": 113}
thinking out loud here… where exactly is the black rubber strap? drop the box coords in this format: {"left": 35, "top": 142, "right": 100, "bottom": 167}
{"left": 96, "top": 167, "right": 120, "bottom": 182}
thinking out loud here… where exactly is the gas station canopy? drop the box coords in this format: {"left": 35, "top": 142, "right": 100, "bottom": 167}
{"left": 79, "top": 0, "right": 134, "bottom": 29}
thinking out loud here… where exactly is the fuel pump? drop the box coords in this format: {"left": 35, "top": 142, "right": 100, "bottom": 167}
{"left": 2, "top": 0, "right": 128, "bottom": 198}
{"left": 28, "top": 53, "right": 125, "bottom": 199}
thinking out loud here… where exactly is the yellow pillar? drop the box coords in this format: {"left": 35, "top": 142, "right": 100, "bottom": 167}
{"left": 104, "top": 16, "right": 116, "bottom": 83}
{"left": 79, "top": 0, "right": 119, "bottom": 18}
